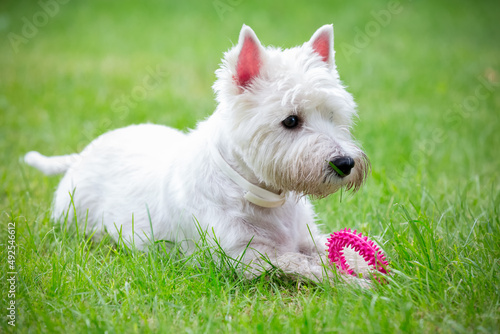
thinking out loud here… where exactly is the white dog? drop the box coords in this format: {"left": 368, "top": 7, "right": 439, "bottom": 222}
{"left": 25, "top": 24, "right": 369, "bottom": 282}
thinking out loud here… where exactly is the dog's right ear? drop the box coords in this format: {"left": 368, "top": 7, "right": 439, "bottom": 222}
{"left": 234, "top": 25, "right": 264, "bottom": 89}
{"left": 309, "top": 24, "right": 334, "bottom": 67}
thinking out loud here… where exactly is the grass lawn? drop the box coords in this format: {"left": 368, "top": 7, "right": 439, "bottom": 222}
{"left": 1, "top": 0, "right": 499, "bottom": 332}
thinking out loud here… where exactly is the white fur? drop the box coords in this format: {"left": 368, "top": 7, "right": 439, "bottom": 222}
{"left": 25, "top": 25, "right": 370, "bottom": 282}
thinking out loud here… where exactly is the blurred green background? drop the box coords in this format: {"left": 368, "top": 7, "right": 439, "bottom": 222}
{"left": 0, "top": 0, "right": 499, "bottom": 332}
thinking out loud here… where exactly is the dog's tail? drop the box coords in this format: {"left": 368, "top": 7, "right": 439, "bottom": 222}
{"left": 24, "top": 151, "right": 79, "bottom": 175}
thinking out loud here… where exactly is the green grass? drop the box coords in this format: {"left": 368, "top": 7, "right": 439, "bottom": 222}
{"left": 1, "top": 0, "right": 499, "bottom": 332}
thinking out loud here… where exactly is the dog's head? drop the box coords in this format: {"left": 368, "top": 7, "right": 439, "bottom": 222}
{"left": 212, "top": 25, "right": 369, "bottom": 197}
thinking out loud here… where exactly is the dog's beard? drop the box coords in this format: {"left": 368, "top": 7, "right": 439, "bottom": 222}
{"left": 253, "top": 151, "right": 370, "bottom": 199}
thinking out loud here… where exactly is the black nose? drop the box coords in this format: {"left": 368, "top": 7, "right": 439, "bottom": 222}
{"left": 329, "top": 156, "right": 355, "bottom": 177}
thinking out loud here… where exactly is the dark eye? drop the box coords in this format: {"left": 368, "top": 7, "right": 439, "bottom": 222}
{"left": 282, "top": 115, "right": 300, "bottom": 129}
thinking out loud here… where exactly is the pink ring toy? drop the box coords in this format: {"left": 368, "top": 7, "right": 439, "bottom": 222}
{"left": 326, "top": 228, "right": 389, "bottom": 279}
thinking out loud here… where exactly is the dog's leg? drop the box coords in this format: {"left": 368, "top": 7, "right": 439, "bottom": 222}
{"left": 273, "top": 251, "right": 370, "bottom": 287}
{"left": 242, "top": 249, "right": 365, "bottom": 286}
{"left": 238, "top": 239, "right": 370, "bottom": 286}
{"left": 236, "top": 240, "right": 328, "bottom": 282}
{"left": 274, "top": 252, "right": 328, "bottom": 282}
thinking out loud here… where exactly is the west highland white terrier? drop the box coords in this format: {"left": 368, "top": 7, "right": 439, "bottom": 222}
{"left": 25, "top": 24, "right": 370, "bottom": 282}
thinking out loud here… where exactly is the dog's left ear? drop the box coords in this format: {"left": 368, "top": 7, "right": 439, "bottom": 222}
{"left": 309, "top": 24, "right": 334, "bottom": 66}
{"left": 235, "top": 24, "right": 264, "bottom": 88}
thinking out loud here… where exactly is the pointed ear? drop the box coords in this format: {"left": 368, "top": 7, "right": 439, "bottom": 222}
{"left": 235, "top": 24, "right": 264, "bottom": 88}
{"left": 309, "top": 24, "right": 334, "bottom": 65}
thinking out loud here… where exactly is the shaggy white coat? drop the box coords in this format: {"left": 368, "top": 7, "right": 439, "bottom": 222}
{"left": 25, "top": 24, "right": 369, "bottom": 282}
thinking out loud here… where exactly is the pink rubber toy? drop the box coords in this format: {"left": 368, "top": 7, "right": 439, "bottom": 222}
{"left": 326, "top": 228, "right": 389, "bottom": 278}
